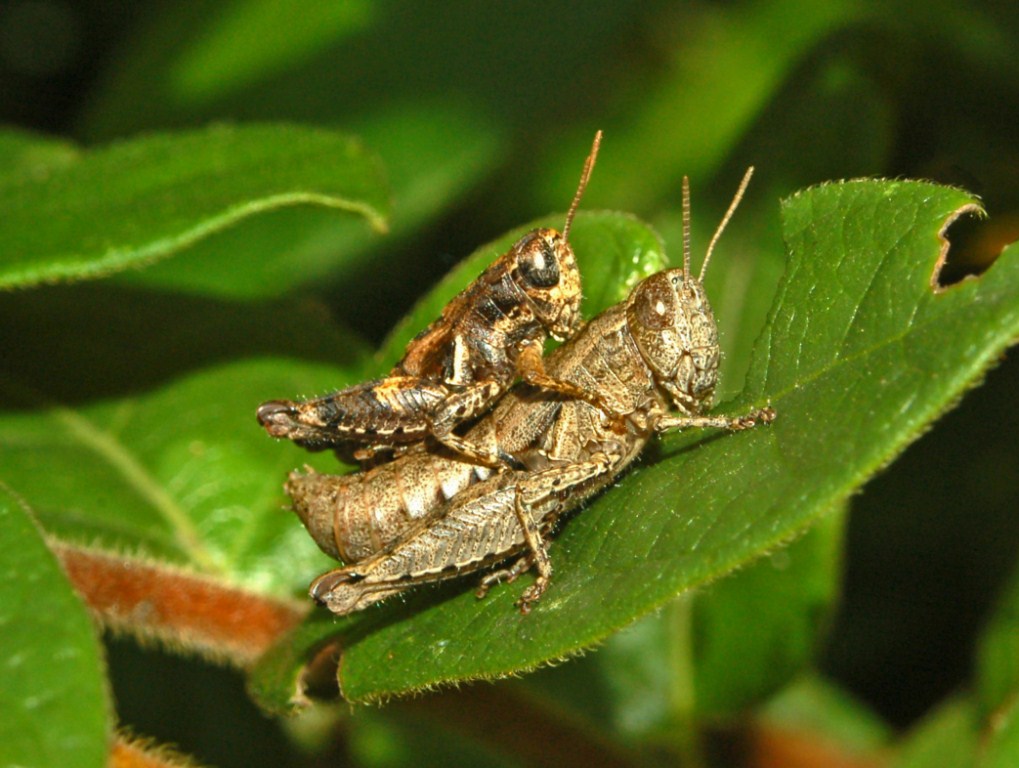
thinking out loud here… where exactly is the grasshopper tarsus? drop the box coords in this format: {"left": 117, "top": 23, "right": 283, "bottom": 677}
{"left": 516, "top": 582, "right": 546, "bottom": 614}
{"left": 475, "top": 574, "right": 500, "bottom": 601}
{"left": 726, "top": 406, "right": 776, "bottom": 431}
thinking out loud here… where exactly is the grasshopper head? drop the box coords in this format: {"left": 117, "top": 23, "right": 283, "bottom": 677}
{"left": 513, "top": 227, "right": 582, "bottom": 342}
{"left": 626, "top": 167, "right": 754, "bottom": 416}
{"left": 515, "top": 130, "right": 601, "bottom": 343}
{"left": 626, "top": 269, "right": 719, "bottom": 416}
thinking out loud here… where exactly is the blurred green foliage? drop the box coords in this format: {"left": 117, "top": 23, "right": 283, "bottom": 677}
{"left": 1, "top": 1, "right": 1018, "bottom": 767}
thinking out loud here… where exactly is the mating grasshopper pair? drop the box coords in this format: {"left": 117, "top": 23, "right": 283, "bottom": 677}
{"left": 259, "top": 135, "right": 773, "bottom": 615}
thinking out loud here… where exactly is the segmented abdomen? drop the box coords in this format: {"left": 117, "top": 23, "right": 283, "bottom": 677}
{"left": 300, "top": 376, "right": 450, "bottom": 440}
{"left": 286, "top": 448, "right": 493, "bottom": 564}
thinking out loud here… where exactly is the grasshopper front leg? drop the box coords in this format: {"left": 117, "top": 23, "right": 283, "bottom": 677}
{"left": 654, "top": 405, "right": 776, "bottom": 433}
{"left": 514, "top": 339, "right": 610, "bottom": 410}
{"left": 425, "top": 379, "right": 520, "bottom": 468}
{"left": 427, "top": 342, "right": 618, "bottom": 469}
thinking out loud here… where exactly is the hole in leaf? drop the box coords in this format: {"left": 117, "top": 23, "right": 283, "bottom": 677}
{"left": 300, "top": 640, "right": 341, "bottom": 701}
{"left": 933, "top": 206, "right": 1018, "bottom": 291}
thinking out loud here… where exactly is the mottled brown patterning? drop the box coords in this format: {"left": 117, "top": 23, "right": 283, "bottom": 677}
{"left": 257, "top": 132, "right": 604, "bottom": 468}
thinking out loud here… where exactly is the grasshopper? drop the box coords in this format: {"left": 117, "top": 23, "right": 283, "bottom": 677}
{"left": 257, "top": 132, "right": 604, "bottom": 468}
{"left": 292, "top": 169, "right": 775, "bottom": 615}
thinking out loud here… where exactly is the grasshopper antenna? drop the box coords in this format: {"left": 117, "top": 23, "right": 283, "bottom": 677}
{"left": 563, "top": 130, "right": 602, "bottom": 240}
{"left": 682, "top": 175, "right": 692, "bottom": 280}
{"left": 700, "top": 166, "right": 754, "bottom": 281}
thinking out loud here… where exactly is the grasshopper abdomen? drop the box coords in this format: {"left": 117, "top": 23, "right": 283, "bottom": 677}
{"left": 286, "top": 439, "right": 496, "bottom": 563}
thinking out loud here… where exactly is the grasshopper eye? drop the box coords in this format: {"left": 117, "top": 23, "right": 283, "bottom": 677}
{"left": 518, "top": 240, "right": 561, "bottom": 288}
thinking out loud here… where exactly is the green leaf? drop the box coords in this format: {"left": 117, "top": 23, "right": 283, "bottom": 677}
{"left": 114, "top": 104, "right": 506, "bottom": 306}
{"left": 519, "top": 508, "right": 845, "bottom": 742}
{"left": 0, "top": 124, "right": 388, "bottom": 293}
{"left": 980, "top": 696, "right": 1019, "bottom": 768}
{"left": 347, "top": 707, "right": 519, "bottom": 768}
{"left": 0, "top": 490, "right": 111, "bottom": 768}
{"left": 975, "top": 561, "right": 1019, "bottom": 719}
{"left": 80, "top": 4, "right": 641, "bottom": 144}
{"left": 0, "top": 127, "right": 80, "bottom": 183}
{"left": 890, "top": 696, "right": 977, "bottom": 768}
{"left": 81, "top": 0, "right": 513, "bottom": 290}
{"left": 247, "top": 611, "right": 342, "bottom": 714}
{"left": 690, "top": 506, "right": 845, "bottom": 716}
{"left": 531, "top": 0, "right": 862, "bottom": 213}
{"left": 758, "top": 675, "right": 891, "bottom": 757}
{"left": 255, "top": 180, "right": 1018, "bottom": 704}
{"left": 0, "top": 285, "right": 371, "bottom": 595}
{"left": 164, "top": 1, "right": 376, "bottom": 108}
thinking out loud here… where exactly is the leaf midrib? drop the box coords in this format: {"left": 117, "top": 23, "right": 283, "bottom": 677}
{"left": 50, "top": 402, "right": 222, "bottom": 573}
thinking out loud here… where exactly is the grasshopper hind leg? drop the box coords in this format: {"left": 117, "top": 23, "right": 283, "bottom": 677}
{"left": 508, "top": 490, "right": 555, "bottom": 613}
{"left": 309, "top": 568, "right": 405, "bottom": 616}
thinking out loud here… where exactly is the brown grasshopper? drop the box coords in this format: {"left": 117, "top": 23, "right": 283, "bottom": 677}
{"left": 257, "top": 132, "right": 604, "bottom": 468}
{"left": 290, "top": 168, "right": 775, "bottom": 615}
